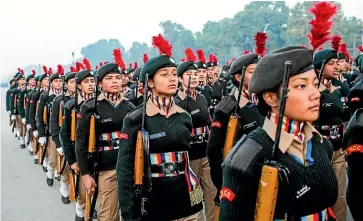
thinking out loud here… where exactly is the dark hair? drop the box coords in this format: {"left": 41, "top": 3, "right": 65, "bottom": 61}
{"left": 256, "top": 84, "right": 280, "bottom": 116}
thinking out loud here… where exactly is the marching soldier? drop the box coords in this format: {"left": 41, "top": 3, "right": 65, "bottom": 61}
{"left": 6, "top": 78, "right": 16, "bottom": 116}
{"left": 60, "top": 68, "right": 95, "bottom": 221}
{"left": 50, "top": 65, "right": 75, "bottom": 204}
{"left": 76, "top": 51, "right": 135, "bottom": 221}
{"left": 10, "top": 71, "right": 27, "bottom": 147}
{"left": 37, "top": 69, "right": 64, "bottom": 186}
{"left": 174, "top": 48, "right": 216, "bottom": 221}
{"left": 220, "top": 46, "right": 338, "bottom": 220}
{"left": 207, "top": 52, "right": 264, "bottom": 218}
{"left": 29, "top": 69, "right": 49, "bottom": 165}
{"left": 206, "top": 54, "right": 223, "bottom": 117}
{"left": 313, "top": 47, "right": 347, "bottom": 221}
{"left": 195, "top": 49, "right": 213, "bottom": 108}
{"left": 117, "top": 34, "right": 203, "bottom": 221}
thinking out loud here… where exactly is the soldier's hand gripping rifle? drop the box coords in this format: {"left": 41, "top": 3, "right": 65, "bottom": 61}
{"left": 134, "top": 73, "right": 152, "bottom": 217}
{"left": 69, "top": 81, "right": 78, "bottom": 202}
{"left": 317, "top": 60, "right": 326, "bottom": 90}
{"left": 58, "top": 79, "right": 67, "bottom": 175}
{"left": 254, "top": 61, "right": 292, "bottom": 221}
{"left": 85, "top": 83, "right": 100, "bottom": 221}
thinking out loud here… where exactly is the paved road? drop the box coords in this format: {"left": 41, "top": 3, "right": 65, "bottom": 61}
{"left": 0, "top": 89, "right": 355, "bottom": 221}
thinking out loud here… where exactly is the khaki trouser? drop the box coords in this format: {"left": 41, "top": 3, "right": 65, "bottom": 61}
{"left": 190, "top": 157, "right": 217, "bottom": 221}
{"left": 15, "top": 115, "right": 25, "bottom": 137}
{"left": 77, "top": 175, "right": 87, "bottom": 210}
{"left": 98, "top": 169, "right": 120, "bottom": 221}
{"left": 61, "top": 162, "right": 70, "bottom": 184}
{"left": 332, "top": 149, "right": 347, "bottom": 221}
{"left": 47, "top": 137, "right": 57, "bottom": 168}
{"left": 172, "top": 211, "right": 203, "bottom": 221}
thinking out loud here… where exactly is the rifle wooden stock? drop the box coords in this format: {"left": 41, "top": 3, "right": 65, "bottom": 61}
{"left": 214, "top": 206, "right": 220, "bottom": 221}
{"left": 58, "top": 104, "right": 63, "bottom": 127}
{"left": 223, "top": 115, "right": 239, "bottom": 158}
{"left": 254, "top": 165, "right": 279, "bottom": 221}
{"left": 56, "top": 154, "right": 62, "bottom": 173}
{"left": 85, "top": 193, "right": 92, "bottom": 221}
{"left": 24, "top": 98, "right": 27, "bottom": 109}
{"left": 69, "top": 172, "right": 76, "bottom": 202}
{"left": 38, "top": 145, "right": 43, "bottom": 165}
{"left": 36, "top": 102, "right": 39, "bottom": 113}
{"left": 33, "top": 137, "right": 38, "bottom": 154}
{"left": 71, "top": 110, "right": 76, "bottom": 142}
{"left": 134, "top": 131, "right": 144, "bottom": 185}
{"left": 13, "top": 95, "right": 17, "bottom": 110}
{"left": 88, "top": 115, "right": 96, "bottom": 152}
{"left": 43, "top": 106, "right": 47, "bottom": 124}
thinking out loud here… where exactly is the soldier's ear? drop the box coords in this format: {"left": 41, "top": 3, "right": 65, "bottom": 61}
{"left": 263, "top": 91, "right": 278, "bottom": 109}
{"left": 147, "top": 79, "right": 155, "bottom": 89}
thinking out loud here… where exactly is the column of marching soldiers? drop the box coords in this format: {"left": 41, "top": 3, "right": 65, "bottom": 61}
{"left": 4, "top": 2, "right": 363, "bottom": 221}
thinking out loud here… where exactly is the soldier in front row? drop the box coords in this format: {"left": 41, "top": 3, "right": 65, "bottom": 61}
{"left": 76, "top": 62, "right": 135, "bottom": 221}
{"left": 220, "top": 46, "right": 338, "bottom": 220}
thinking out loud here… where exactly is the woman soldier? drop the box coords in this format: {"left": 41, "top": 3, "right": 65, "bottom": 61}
{"left": 76, "top": 56, "right": 135, "bottom": 221}
{"left": 117, "top": 34, "right": 203, "bottom": 221}
{"left": 60, "top": 67, "right": 95, "bottom": 221}
{"left": 313, "top": 48, "right": 347, "bottom": 220}
{"left": 174, "top": 48, "right": 216, "bottom": 221}
{"left": 207, "top": 53, "right": 264, "bottom": 200}
{"left": 219, "top": 46, "right": 338, "bottom": 220}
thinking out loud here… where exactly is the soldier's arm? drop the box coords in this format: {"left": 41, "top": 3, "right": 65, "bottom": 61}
{"left": 25, "top": 92, "right": 32, "bottom": 124}
{"left": 207, "top": 108, "right": 230, "bottom": 191}
{"left": 29, "top": 93, "right": 37, "bottom": 130}
{"left": 18, "top": 90, "right": 26, "bottom": 118}
{"left": 9, "top": 90, "right": 16, "bottom": 115}
{"left": 6, "top": 90, "right": 10, "bottom": 112}
{"left": 75, "top": 102, "right": 92, "bottom": 176}
{"left": 60, "top": 102, "right": 77, "bottom": 165}
{"left": 117, "top": 111, "right": 141, "bottom": 221}
{"left": 37, "top": 93, "right": 47, "bottom": 137}
{"left": 50, "top": 96, "right": 62, "bottom": 148}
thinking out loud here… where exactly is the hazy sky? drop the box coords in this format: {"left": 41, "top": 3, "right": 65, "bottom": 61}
{"left": 1, "top": 0, "right": 362, "bottom": 78}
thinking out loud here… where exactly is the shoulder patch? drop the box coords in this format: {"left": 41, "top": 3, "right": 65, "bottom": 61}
{"left": 211, "top": 121, "right": 222, "bottom": 128}
{"left": 220, "top": 187, "right": 236, "bottom": 202}
{"left": 119, "top": 133, "right": 128, "bottom": 140}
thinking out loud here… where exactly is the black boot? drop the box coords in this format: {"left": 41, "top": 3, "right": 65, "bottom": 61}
{"left": 55, "top": 176, "right": 61, "bottom": 182}
{"left": 42, "top": 166, "right": 47, "bottom": 172}
{"left": 93, "top": 210, "right": 98, "bottom": 219}
{"left": 46, "top": 177, "right": 54, "bottom": 186}
{"left": 29, "top": 151, "right": 34, "bottom": 155}
{"left": 20, "top": 144, "right": 26, "bottom": 149}
{"left": 75, "top": 214, "right": 84, "bottom": 221}
{"left": 61, "top": 196, "right": 70, "bottom": 204}
{"left": 34, "top": 159, "right": 38, "bottom": 164}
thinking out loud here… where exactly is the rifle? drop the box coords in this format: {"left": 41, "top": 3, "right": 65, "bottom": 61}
{"left": 69, "top": 81, "right": 79, "bottom": 202}
{"left": 185, "top": 76, "right": 191, "bottom": 110}
{"left": 134, "top": 73, "right": 152, "bottom": 217}
{"left": 317, "top": 60, "right": 326, "bottom": 89}
{"left": 57, "top": 79, "right": 66, "bottom": 175}
{"left": 254, "top": 61, "right": 292, "bottom": 221}
{"left": 41, "top": 82, "right": 51, "bottom": 166}
{"left": 85, "top": 81, "right": 100, "bottom": 221}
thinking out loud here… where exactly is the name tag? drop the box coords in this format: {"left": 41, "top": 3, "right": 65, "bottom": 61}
{"left": 243, "top": 121, "right": 257, "bottom": 130}
{"left": 322, "top": 103, "right": 332, "bottom": 108}
{"left": 150, "top": 132, "right": 166, "bottom": 140}
{"left": 190, "top": 109, "right": 200, "bottom": 115}
{"left": 101, "top": 118, "right": 112, "bottom": 123}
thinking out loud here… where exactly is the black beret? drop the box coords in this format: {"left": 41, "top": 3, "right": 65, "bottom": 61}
{"left": 26, "top": 74, "right": 35, "bottom": 82}
{"left": 354, "top": 54, "right": 363, "bottom": 66}
{"left": 337, "top": 52, "right": 346, "bottom": 60}
{"left": 358, "top": 56, "right": 363, "bottom": 72}
{"left": 65, "top": 72, "right": 77, "bottom": 82}
{"left": 139, "top": 55, "right": 176, "bottom": 83}
{"left": 76, "top": 70, "right": 95, "bottom": 83}
{"left": 9, "top": 79, "right": 15, "bottom": 84}
{"left": 16, "top": 74, "right": 25, "bottom": 81}
{"left": 249, "top": 46, "right": 314, "bottom": 94}
{"left": 127, "top": 67, "right": 135, "bottom": 74}
{"left": 313, "top": 49, "right": 337, "bottom": 70}
{"left": 195, "top": 61, "right": 207, "bottom": 69}
{"left": 97, "top": 63, "right": 126, "bottom": 81}
{"left": 34, "top": 76, "right": 40, "bottom": 82}
{"left": 176, "top": 61, "right": 198, "bottom": 77}
{"left": 39, "top": 73, "right": 50, "bottom": 82}
{"left": 132, "top": 68, "right": 142, "bottom": 81}
{"left": 14, "top": 72, "right": 21, "bottom": 78}
{"left": 228, "top": 53, "right": 259, "bottom": 76}
{"left": 49, "top": 73, "right": 62, "bottom": 82}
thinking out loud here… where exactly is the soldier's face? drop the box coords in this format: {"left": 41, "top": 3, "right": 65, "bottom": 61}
{"left": 121, "top": 74, "right": 129, "bottom": 87}
{"left": 213, "top": 66, "right": 220, "bottom": 75}
{"left": 244, "top": 64, "right": 256, "bottom": 90}
{"left": 18, "top": 78, "right": 25, "bottom": 85}
{"left": 11, "top": 81, "right": 15, "bottom": 86}
{"left": 79, "top": 77, "right": 95, "bottom": 94}
{"left": 67, "top": 78, "right": 76, "bottom": 93}
{"left": 148, "top": 67, "right": 178, "bottom": 96}
{"left": 100, "top": 73, "right": 122, "bottom": 93}
{"left": 179, "top": 70, "right": 198, "bottom": 90}
{"left": 42, "top": 77, "right": 49, "bottom": 87}
{"left": 197, "top": 69, "right": 207, "bottom": 82}
{"left": 264, "top": 70, "right": 320, "bottom": 122}
{"left": 323, "top": 59, "right": 339, "bottom": 79}
{"left": 28, "top": 78, "right": 36, "bottom": 86}
{"left": 338, "top": 59, "right": 347, "bottom": 72}
{"left": 207, "top": 67, "right": 214, "bottom": 78}
{"left": 52, "top": 78, "right": 63, "bottom": 90}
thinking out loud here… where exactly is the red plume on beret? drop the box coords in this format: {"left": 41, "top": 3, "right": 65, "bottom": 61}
{"left": 358, "top": 45, "right": 363, "bottom": 53}
{"left": 307, "top": 1, "right": 337, "bottom": 52}
{"left": 181, "top": 58, "right": 185, "bottom": 62}
{"left": 129, "top": 63, "right": 132, "bottom": 68}
{"left": 331, "top": 35, "right": 342, "bottom": 51}
{"left": 339, "top": 43, "right": 350, "bottom": 59}
{"left": 76, "top": 62, "right": 84, "bottom": 72}
{"left": 213, "top": 55, "right": 218, "bottom": 63}
{"left": 104, "top": 61, "right": 109, "bottom": 64}
{"left": 70, "top": 66, "right": 76, "bottom": 72}
{"left": 43, "top": 66, "right": 48, "bottom": 74}
{"left": 143, "top": 53, "right": 149, "bottom": 64}
{"left": 185, "top": 48, "right": 196, "bottom": 62}
{"left": 20, "top": 70, "right": 24, "bottom": 75}
{"left": 208, "top": 54, "right": 214, "bottom": 63}
{"left": 18, "top": 68, "right": 21, "bottom": 72}
{"left": 32, "top": 70, "right": 36, "bottom": 75}
{"left": 83, "top": 58, "right": 92, "bottom": 71}
{"left": 254, "top": 32, "right": 268, "bottom": 57}
{"left": 96, "top": 66, "right": 99, "bottom": 70}
{"left": 134, "top": 62, "right": 138, "bottom": 69}
{"left": 113, "top": 48, "right": 126, "bottom": 71}
{"left": 196, "top": 49, "right": 206, "bottom": 63}
{"left": 243, "top": 50, "right": 250, "bottom": 55}
{"left": 57, "top": 64, "right": 64, "bottom": 75}
{"left": 48, "top": 68, "right": 53, "bottom": 74}
{"left": 152, "top": 34, "right": 173, "bottom": 57}
{"left": 99, "top": 62, "right": 103, "bottom": 67}
{"left": 226, "top": 61, "right": 229, "bottom": 65}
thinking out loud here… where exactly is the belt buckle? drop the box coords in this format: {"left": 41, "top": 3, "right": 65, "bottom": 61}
{"left": 162, "top": 162, "right": 177, "bottom": 176}
{"left": 110, "top": 139, "right": 119, "bottom": 147}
